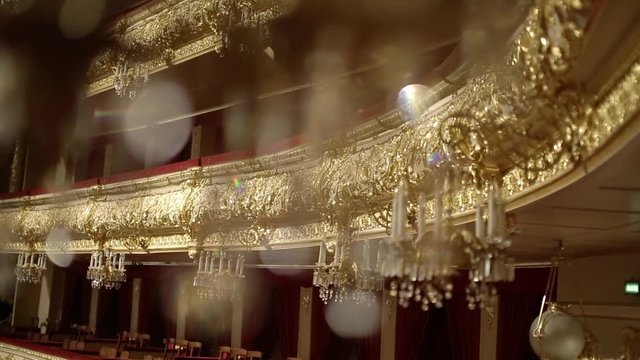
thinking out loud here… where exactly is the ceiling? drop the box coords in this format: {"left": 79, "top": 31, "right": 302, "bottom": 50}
{"left": 510, "top": 130, "right": 640, "bottom": 261}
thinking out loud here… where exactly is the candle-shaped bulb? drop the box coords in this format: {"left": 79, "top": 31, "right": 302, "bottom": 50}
{"left": 475, "top": 202, "right": 485, "bottom": 239}
{"left": 318, "top": 241, "right": 327, "bottom": 265}
{"left": 363, "top": 241, "right": 371, "bottom": 269}
{"left": 417, "top": 192, "right": 426, "bottom": 236}
{"left": 391, "top": 179, "right": 408, "bottom": 241}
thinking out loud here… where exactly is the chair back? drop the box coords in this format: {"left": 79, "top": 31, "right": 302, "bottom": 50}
{"left": 142, "top": 355, "right": 153, "bottom": 360}
{"left": 62, "top": 338, "right": 70, "bottom": 349}
{"left": 76, "top": 341, "right": 86, "bottom": 351}
{"left": 119, "top": 350, "right": 130, "bottom": 359}
{"left": 99, "top": 346, "right": 108, "bottom": 357}
{"left": 231, "top": 348, "right": 247, "bottom": 360}
{"left": 247, "top": 350, "right": 262, "bottom": 359}
{"left": 69, "top": 340, "right": 78, "bottom": 350}
{"left": 138, "top": 334, "right": 150, "bottom": 348}
{"left": 219, "top": 346, "right": 231, "bottom": 360}
{"left": 188, "top": 341, "right": 202, "bottom": 357}
{"left": 107, "top": 347, "right": 117, "bottom": 359}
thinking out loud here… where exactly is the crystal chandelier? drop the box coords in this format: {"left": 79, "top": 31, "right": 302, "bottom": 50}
{"left": 380, "top": 179, "right": 455, "bottom": 311}
{"left": 113, "top": 60, "right": 149, "bottom": 99}
{"left": 313, "top": 226, "right": 383, "bottom": 304}
{"left": 15, "top": 252, "right": 47, "bottom": 284}
{"left": 455, "top": 178, "right": 515, "bottom": 311}
{"left": 193, "top": 251, "right": 245, "bottom": 301}
{"left": 353, "top": 240, "right": 384, "bottom": 304}
{"left": 86, "top": 249, "right": 127, "bottom": 290}
{"left": 313, "top": 226, "right": 353, "bottom": 304}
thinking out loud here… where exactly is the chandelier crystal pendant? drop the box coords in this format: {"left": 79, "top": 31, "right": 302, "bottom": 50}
{"left": 193, "top": 251, "right": 245, "bottom": 301}
{"left": 457, "top": 178, "right": 515, "bottom": 311}
{"left": 15, "top": 252, "right": 47, "bottom": 284}
{"left": 353, "top": 239, "right": 384, "bottom": 305}
{"left": 113, "top": 60, "right": 149, "bottom": 99}
{"left": 313, "top": 231, "right": 351, "bottom": 304}
{"left": 86, "top": 249, "right": 127, "bottom": 290}
{"left": 380, "top": 179, "right": 455, "bottom": 311}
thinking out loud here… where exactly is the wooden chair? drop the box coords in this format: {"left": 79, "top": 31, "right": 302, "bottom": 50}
{"left": 230, "top": 348, "right": 247, "bottom": 360}
{"left": 162, "top": 338, "right": 175, "bottom": 358}
{"left": 142, "top": 355, "right": 153, "bottom": 360}
{"left": 62, "top": 338, "right": 70, "bottom": 349}
{"left": 106, "top": 347, "right": 118, "bottom": 359}
{"left": 219, "top": 346, "right": 231, "bottom": 360}
{"left": 175, "top": 339, "right": 189, "bottom": 356}
{"left": 247, "top": 350, "right": 262, "bottom": 359}
{"left": 99, "top": 346, "right": 108, "bottom": 357}
{"left": 188, "top": 341, "right": 202, "bottom": 357}
{"left": 119, "top": 350, "right": 130, "bottom": 359}
{"left": 69, "top": 340, "right": 78, "bottom": 350}
{"left": 138, "top": 334, "right": 150, "bottom": 349}
{"left": 76, "top": 341, "right": 86, "bottom": 351}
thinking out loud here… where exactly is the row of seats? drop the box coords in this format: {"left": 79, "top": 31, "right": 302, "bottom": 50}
{"left": 62, "top": 339, "right": 87, "bottom": 351}
{"left": 163, "top": 338, "right": 202, "bottom": 357}
{"left": 118, "top": 331, "right": 151, "bottom": 349}
{"left": 219, "top": 346, "right": 261, "bottom": 360}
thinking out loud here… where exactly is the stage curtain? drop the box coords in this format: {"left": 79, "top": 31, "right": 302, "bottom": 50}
{"left": 275, "top": 286, "right": 300, "bottom": 360}
{"left": 310, "top": 288, "right": 332, "bottom": 360}
{"left": 395, "top": 304, "right": 430, "bottom": 359}
{"left": 355, "top": 330, "right": 380, "bottom": 360}
{"left": 497, "top": 292, "right": 543, "bottom": 360}
{"left": 446, "top": 297, "right": 480, "bottom": 360}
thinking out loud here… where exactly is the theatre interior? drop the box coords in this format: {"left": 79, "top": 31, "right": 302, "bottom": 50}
{"left": 0, "top": 0, "right": 639, "bottom": 359}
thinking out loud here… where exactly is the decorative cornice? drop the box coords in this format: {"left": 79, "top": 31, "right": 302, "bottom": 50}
{"left": 0, "top": 0, "right": 638, "bottom": 253}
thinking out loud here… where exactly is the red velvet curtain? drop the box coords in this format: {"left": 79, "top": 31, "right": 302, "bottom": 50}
{"left": 496, "top": 293, "right": 542, "bottom": 360}
{"left": 310, "top": 288, "right": 332, "bottom": 360}
{"left": 395, "top": 304, "right": 430, "bottom": 359}
{"left": 275, "top": 286, "right": 300, "bottom": 360}
{"left": 355, "top": 331, "right": 380, "bottom": 360}
{"left": 446, "top": 297, "right": 480, "bottom": 360}
{"left": 496, "top": 268, "right": 550, "bottom": 360}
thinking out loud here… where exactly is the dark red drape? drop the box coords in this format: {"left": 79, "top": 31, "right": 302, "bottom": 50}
{"left": 496, "top": 268, "right": 550, "bottom": 360}
{"left": 496, "top": 292, "right": 542, "bottom": 360}
{"left": 355, "top": 330, "right": 380, "bottom": 360}
{"left": 446, "top": 297, "right": 480, "bottom": 360}
{"left": 395, "top": 304, "right": 430, "bottom": 359}
{"left": 310, "top": 288, "right": 332, "bottom": 360}
{"left": 275, "top": 286, "right": 300, "bottom": 360}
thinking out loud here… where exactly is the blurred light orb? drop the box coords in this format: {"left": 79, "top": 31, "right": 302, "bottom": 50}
{"left": 59, "top": 0, "right": 105, "bottom": 39}
{"left": 325, "top": 295, "right": 380, "bottom": 338}
{"left": 45, "top": 228, "right": 74, "bottom": 268}
{"left": 529, "top": 307, "right": 585, "bottom": 360}
{"left": 123, "top": 81, "right": 193, "bottom": 166}
{"left": 396, "top": 84, "right": 435, "bottom": 122}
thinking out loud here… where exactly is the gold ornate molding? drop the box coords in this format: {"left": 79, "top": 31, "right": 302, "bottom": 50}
{"left": 0, "top": 342, "right": 65, "bottom": 360}
{"left": 0, "top": 0, "right": 638, "bottom": 253}
{"left": 87, "top": 0, "right": 284, "bottom": 96}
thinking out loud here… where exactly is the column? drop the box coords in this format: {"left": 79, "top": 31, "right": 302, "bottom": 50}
{"left": 103, "top": 144, "right": 114, "bottom": 176}
{"left": 231, "top": 294, "right": 243, "bottom": 348}
{"left": 9, "top": 138, "right": 25, "bottom": 193}
{"left": 88, "top": 287, "right": 99, "bottom": 329}
{"left": 191, "top": 125, "right": 202, "bottom": 159}
{"left": 297, "top": 287, "right": 312, "bottom": 360}
{"left": 380, "top": 291, "right": 397, "bottom": 360}
{"left": 176, "top": 280, "right": 188, "bottom": 340}
{"left": 53, "top": 157, "right": 67, "bottom": 186}
{"left": 129, "top": 278, "right": 141, "bottom": 333}
{"left": 479, "top": 296, "right": 499, "bottom": 360}
{"left": 37, "top": 266, "right": 54, "bottom": 333}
